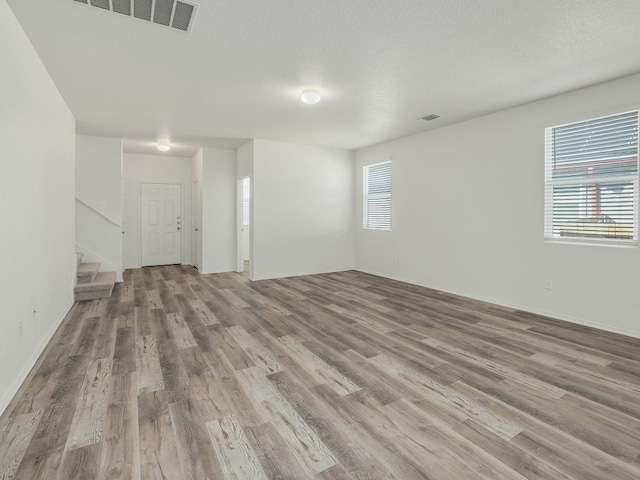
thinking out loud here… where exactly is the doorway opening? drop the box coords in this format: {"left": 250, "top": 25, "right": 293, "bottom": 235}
{"left": 238, "top": 176, "right": 251, "bottom": 274}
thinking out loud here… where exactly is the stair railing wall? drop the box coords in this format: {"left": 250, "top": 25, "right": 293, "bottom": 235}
{"left": 75, "top": 196, "right": 122, "bottom": 228}
{"left": 75, "top": 196, "right": 124, "bottom": 282}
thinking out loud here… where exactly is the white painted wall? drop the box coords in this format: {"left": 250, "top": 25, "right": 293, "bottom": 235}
{"left": 195, "top": 147, "right": 237, "bottom": 274}
{"left": 0, "top": 0, "right": 76, "bottom": 415}
{"left": 123, "top": 153, "right": 192, "bottom": 268}
{"left": 242, "top": 221, "right": 251, "bottom": 262}
{"left": 252, "top": 139, "right": 355, "bottom": 280}
{"left": 76, "top": 134, "right": 123, "bottom": 281}
{"left": 355, "top": 73, "right": 640, "bottom": 339}
{"left": 237, "top": 141, "right": 254, "bottom": 179}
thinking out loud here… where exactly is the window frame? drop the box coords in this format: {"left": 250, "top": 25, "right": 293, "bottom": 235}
{"left": 363, "top": 160, "right": 392, "bottom": 231}
{"left": 544, "top": 110, "right": 639, "bottom": 247}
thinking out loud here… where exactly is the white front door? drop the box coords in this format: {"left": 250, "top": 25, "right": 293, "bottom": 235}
{"left": 140, "top": 183, "right": 182, "bottom": 266}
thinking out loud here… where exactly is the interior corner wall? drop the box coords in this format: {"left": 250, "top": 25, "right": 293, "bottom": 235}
{"left": 0, "top": 0, "right": 76, "bottom": 415}
{"left": 75, "top": 134, "right": 123, "bottom": 281}
{"left": 200, "top": 147, "right": 237, "bottom": 274}
{"left": 237, "top": 141, "right": 254, "bottom": 179}
{"left": 252, "top": 139, "right": 355, "bottom": 280}
{"left": 355, "top": 73, "right": 640, "bottom": 338}
{"left": 123, "top": 153, "right": 193, "bottom": 269}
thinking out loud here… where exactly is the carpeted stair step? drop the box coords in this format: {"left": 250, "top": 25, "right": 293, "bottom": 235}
{"left": 77, "top": 262, "right": 100, "bottom": 284}
{"left": 74, "top": 271, "right": 116, "bottom": 301}
{"left": 76, "top": 252, "right": 84, "bottom": 268}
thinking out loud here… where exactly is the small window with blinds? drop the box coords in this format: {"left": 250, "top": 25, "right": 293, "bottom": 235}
{"left": 363, "top": 161, "right": 391, "bottom": 231}
{"left": 544, "top": 110, "right": 639, "bottom": 245}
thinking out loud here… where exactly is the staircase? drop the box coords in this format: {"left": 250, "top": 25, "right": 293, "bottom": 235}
{"left": 74, "top": 252, "right": 117, "bottom": 301}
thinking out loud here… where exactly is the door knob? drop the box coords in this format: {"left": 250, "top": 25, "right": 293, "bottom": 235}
{"left": 177, "top": 227, "right": 181, "bottom": 230}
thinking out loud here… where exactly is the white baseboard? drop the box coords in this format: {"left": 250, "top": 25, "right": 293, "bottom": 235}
{"left": 355, "top": 268, "right": 640, "bottom": 340}
{"left": 0, "top": 300, "right": 73, "bottom": 418}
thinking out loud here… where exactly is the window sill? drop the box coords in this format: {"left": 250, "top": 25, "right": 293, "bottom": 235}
{"left": 544, "top": 237, "right": 637, "bottom": 248}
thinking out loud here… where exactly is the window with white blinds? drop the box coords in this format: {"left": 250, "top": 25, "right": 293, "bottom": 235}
{"left": 363, "top": 161, "right": 391, "bottom": 231}
{"left": 544, "top": 110, "right": 639, "bottom": 245}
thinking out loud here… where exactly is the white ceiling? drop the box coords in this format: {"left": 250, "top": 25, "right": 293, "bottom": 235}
{"left": 7, "top": 0, "right": 640, "bottom": 157}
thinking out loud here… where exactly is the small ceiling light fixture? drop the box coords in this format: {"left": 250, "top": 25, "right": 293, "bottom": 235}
{"left": 301, "top": 89, "right": 321, "bottom": 105}
{"left": 157, "top": 144, "right": 171, "bottom": 152}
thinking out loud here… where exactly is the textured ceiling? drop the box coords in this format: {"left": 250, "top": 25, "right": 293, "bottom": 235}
{"left": 7, "top": 0, "right": 640, "bottom": 156}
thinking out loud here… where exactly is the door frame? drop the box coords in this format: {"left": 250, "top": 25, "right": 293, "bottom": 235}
{"left": 139, "top": 182, "right": 183, "bottom": 267}
{"left": 192, "top": 180, "right": 200, "bottom": 271}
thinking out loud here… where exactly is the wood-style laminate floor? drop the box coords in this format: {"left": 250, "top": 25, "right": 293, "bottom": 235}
{"left": 1, "top": 265, "right": 640, "bottom": 480}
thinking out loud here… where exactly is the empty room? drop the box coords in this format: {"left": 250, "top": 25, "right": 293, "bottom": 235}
{"left": 1, "top": 1, "right": 640, "bottom": 479}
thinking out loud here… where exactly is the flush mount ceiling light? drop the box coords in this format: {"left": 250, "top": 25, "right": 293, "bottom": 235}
{"left": 157, "top": 144, "right": 171, "bottom": 152}
{"left": 420, "top": 114, "right": 441, "bottom": 121}
{"left": 301, "top": 89, "right": 321, "bottom": 105}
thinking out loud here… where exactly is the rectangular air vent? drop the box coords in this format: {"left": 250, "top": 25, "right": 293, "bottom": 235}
{"left": 134, "top": 0, "right": 152, "bottom": 21}
{"left": 172, "top": 1, "right": 196, "bottom": 31}
{"left": 112, "top": 0, "right": 131, "bottom": 16}
{"left": 73, "top": 0, "right": 198, "bottom": 32}
{"left": 154, "top": 0, "right": 173, "bottom": 26}
{"left": 90, "top": 0, "right": 110, "bottom": 9}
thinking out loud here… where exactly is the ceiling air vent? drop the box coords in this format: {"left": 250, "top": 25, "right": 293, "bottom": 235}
{"left": 72, "top": 0, "right": 198, "bottom": 32}
{"left": 112, "top": 0, "right": 132, "bottom": 15}
{"left": 172, "top": 1, "right": 196, "bottom": 31}
{"left": 91, "top": 0, "right": 110, "bottom": 10}
{"left": 134, "top": 0, "right": 152, "bottom": 21}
